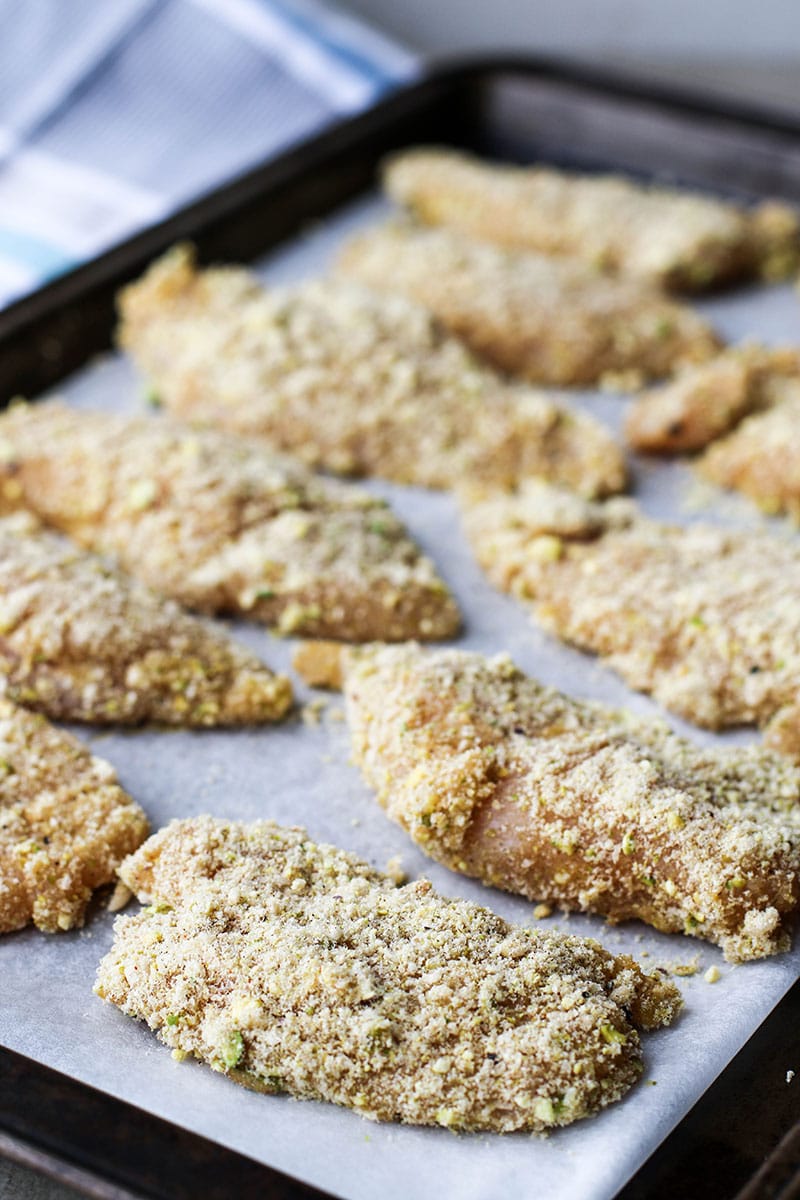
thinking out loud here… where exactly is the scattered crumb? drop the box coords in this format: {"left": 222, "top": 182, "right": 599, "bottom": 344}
{"left": 533, "top": 903, "right": 552, "bottom": 920}
{"left": 301, "top": 698, "right": 327, "bottom": 726}
{"left": 384, "top": 856, "right": 407, "bottom": 885}
{"left": 786, "top": 1070, "right": 795, "bottom": 1084}
{"left": 293, "top": 641, "right": 345, "bottom": 690}
{"left": 107, "top": 881, "right": 134, "bottom": 913}
{"left": 668, "top": 958, "right": 700, "bottom": 978}
{"left": 704, "top": 965, "right": 721, "bottom": 984}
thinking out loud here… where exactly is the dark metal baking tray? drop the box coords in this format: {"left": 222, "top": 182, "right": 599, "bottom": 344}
{"left": 1, "top": 56, "right": 799, "bottom": 1200}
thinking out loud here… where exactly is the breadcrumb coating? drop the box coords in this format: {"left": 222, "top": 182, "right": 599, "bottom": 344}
{"left": 626, "top": 345, "right": 800, "bottom": 454}
{"left": 344, "top": 644, "right": 800, "bottom": 962}
{"left": 461, "top": 481, "right": 800, "bottom": 757}
{"left": 339, "top": 222, "right": 719, "bottom": 387}
{"left": 0, "top": 699, "right": 148, "bottom": 933}
{"left": 0, "top": 513, "right": 292, "bottom": 725}
{"left": 384, "top": 148, "right": 800, "bottom": 291}
{"left": 95, "top": 816, "right": 681, "bottom": 1131}
{"left": 702, "top": 409, "right": 800, "bottom": 525}
{"left": 0, "top": 402, "right": 460, "bottom": 643}
{"left": 117, "top": 244, "right": 626, "bottom": 498}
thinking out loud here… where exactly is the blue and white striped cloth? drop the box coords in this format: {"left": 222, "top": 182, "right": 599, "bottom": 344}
{"left": 0, "top": 0, "right": 418, "bottom": 310}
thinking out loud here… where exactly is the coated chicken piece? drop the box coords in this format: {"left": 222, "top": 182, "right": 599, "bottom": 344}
{"left": 461, "top": 481, "right": 800, "bottom": 757}
{"left": 0, "top": 699, "right": 148, "bottom": 933}
{"left": 384, "top": 147, "right": 800, "bottom": 291}
{"left": 0, "top": 513, "right": 292, "bottom": 725}
{"left": 339, "top": 222, "right": 719, "bottom": 387}
{"left": 343, "top": 644, "right": 800, "bottom": 963}
{"left": 95, "top": 816, "right": 681, "bottom": 1131}
{"left": 701, "top": 396, "right": 800, "bottom": 520}
{"left": 625, "top": 344, "right": 800, "bottom": 453}
{"left": 0, "top": 402, "right": 460, "bottom": 642}
{"left": 117, "top": 244, "right": 626, "bottom": 498}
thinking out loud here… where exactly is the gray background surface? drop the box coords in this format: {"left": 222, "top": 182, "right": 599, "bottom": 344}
{"left": 340, "top": 0, "right": 800, "bottom": 116}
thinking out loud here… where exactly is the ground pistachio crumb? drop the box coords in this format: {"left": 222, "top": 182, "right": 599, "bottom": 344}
{"left": 95, "top": 816, "right": 682, "bottom": 1133}
{"left": 343, "top": 643, "right": 800, "bottom": 963}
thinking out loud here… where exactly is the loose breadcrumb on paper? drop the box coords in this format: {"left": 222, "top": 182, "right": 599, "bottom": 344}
{"left": 301, "top": 699, "right": 327, "bottom": 726}
{"left": 460, "top": 480, "right": 800, "bottom": 759}
{"left": 0, "top": 700, "right": 148, "bottom": 933}
{"left": 339, "top": 222, "right": 719, "bottom": 387}
{"left": 0, "top": 401, "right": 461, "bottom": 643}
{"left": 384, "top": 147, "right": 800, "bottom": 291}
{"left": 0, "top": 513, "right": 292, "bottom": 725}
{"left": 342, "top": 643, "right": 800, "bottom": 962}
{"left": 671, "top": 961, "right": 700, "bottom": 978}
{"left": 95, "top": 816, "right": 681, "bottom": 1133}
{"left": 293, "top": 641, "right": 346, "bottom": 690}
{"left": 116, "top": 244, "right": 626, "bottom": 498}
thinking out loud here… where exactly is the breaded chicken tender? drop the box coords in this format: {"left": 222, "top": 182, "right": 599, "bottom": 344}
{"left": 0, "top": 699, "right": 148, "bottom": 933}
{"left": 344, "top": 645, "right": 800, "bottom": 962}
{"left": 701, "top": 398, "right": 800, "bottom": 520}
{"left": 0, "top": 513, "right": 291, "bottom": 725}
{"left": 626, "top": 345, "right": 800, "bottom": 454}
{"left": 0, "top": 402, "right": 460, "bottom": 642}
{"left": 117, "top": 245, "right": 626, "bottom": 498}
{"left": 95, "top": 816, "right": 681, "bottom": 1131}
{"left": 461, "top": 481, "right": 800, "bottom": 757}
{"left": 339, "top": 223, "right": 719, "bottom": 387}
{"left": 384, "top": 148, "right": 800, "bottom": 291}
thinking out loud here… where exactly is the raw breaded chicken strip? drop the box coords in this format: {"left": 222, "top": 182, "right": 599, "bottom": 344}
{"left": 0, "top": 513, "right": 292, "bottom": 725}
{"left": 461, "top": 481, "right": 800, "bottom": 757}
{"left": 385, "top": 148, "right": 800, "bottom": 291}
{"left": 702, "top": 397, "right": 800, "bottom": 519}
{"left": 95, "top": 816, "right": 681, "bottom": 1131}
{"left": 626, "top": 345, "right": 800, "bottom": 455}
{"left": 339, "top": 222, "right": 719, "bottom": 387}
{"left": 0, "top": 699, "right": 148, "bottom": 933}
{"left": 117, "top": 245, "right": 626, "bottom": 497}
{"left": 343, "top": 644, "right": 800, "bottom": 962}
{"left": 0, "top": 402, "right": 460, "bottom": 642}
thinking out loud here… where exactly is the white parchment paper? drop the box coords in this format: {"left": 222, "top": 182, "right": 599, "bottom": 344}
{"left": 0, "top": 193, "right": 798, "bottom": 1200}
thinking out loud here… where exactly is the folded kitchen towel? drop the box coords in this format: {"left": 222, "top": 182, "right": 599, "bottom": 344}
{"left": 0, "top": 0, "right": 417, "bottom": 310}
